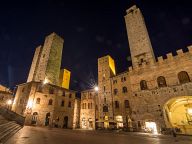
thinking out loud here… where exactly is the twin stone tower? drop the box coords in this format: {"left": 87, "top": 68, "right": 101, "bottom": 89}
{"left": 27, "top": 32, "right": 70, "bottom": 89}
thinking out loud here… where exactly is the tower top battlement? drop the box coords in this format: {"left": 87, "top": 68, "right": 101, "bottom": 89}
{"left": 125, "top": 5, "right": 155, "bottom": 68}
{"left": 126, "top": 5, "right": 137, "bottom": 14}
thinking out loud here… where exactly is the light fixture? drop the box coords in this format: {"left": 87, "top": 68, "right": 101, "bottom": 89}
{"left": 7, "top": 100, "right": 12, "bottom": 105}
{"left": 187, "top": 108, "right": 192, "bottom": 115}
{"left": 43, "top": 78, "right": 49, "bottom": 85}
{"left": 27, "top": 100, "right": 33, "bottom": 109}
{"left": 94, "top": 86, "right": 99, "bottom": 91}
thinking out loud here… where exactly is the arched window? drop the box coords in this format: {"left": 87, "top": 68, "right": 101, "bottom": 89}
{"left": 124, "top": 100, "right": 130, "bottom": 108}
{"left": 178, "top": 71, "right": 190, "bottom": 84}
{"left": 140, "top": 80, "right": 148, "bottom": 90}
{"left": 103, "top": 106, "right": 108, "bottom": 112}
{"left": 157, "top": 76, "right": 167, "bottom": 87}
{"left": 48, "top": 99, "right": 53, "bottom": 105}
{"left": 122, "top": 87, "right": 128, "bottom": 93}
{"left": 36, "top": 98, "right": 40, "bottom": 104}
{"left": 114, "top": 89, "right": 118, "bottom": 95}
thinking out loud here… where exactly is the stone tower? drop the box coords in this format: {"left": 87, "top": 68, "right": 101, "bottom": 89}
{"left": 59, "top": 69, "right": 71, "bottom": 89}
{"left": 27, "top": 32, "right": 64, "bottom": 85}
{"left": 98, "top": 55, "right": 116, "bottom": 127}
{"left": 125, "top": 5, "right": 155, "bottom": 68}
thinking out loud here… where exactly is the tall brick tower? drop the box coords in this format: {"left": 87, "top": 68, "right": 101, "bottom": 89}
{"left": 125, "top": 5, "right": 155, "bottom": 68}
{"left": 98, "top": 55, "right": 116, "bottom": 128}
{"left": 27, "top": 32, "right": 64, "bottom": 85}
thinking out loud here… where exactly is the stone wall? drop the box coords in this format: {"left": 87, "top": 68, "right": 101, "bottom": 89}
{"left": 13, "top": 81, "right": 77, "bottom": 128}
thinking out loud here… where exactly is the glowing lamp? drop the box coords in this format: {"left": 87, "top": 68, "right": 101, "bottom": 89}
{"left": 27, "top": 100, "right": 33, "bottom": 109}
{"left": 7, "top": 100, "right": 12, "bottom": 105}
{"left": 94, "top": 86, "right": 99, "bottom": 91}
{"left": 187, "top": 108, "right": 192, "bottom": 115}
{"left": 43, "top": 78, "right": 49, "bottom": 85}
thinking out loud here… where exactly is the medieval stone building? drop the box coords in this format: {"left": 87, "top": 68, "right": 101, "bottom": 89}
{"left": 11, "top": 4, "right": 192, "bottom": 135}
{"left": 0, "top": 85, "right": 13, "bottom": 108}
{"left": 12, "top": 33, "right": 80, "bottom": 129}
{"left": 80, "top": 5, "right": 192, "bottom": 135}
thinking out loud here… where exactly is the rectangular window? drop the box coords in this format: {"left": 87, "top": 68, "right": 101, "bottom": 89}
{"left": 61, "top": 100, "right": 64, "bottom": 107}
{"left": 68, "top": 101, "right": 71, "bottom": 108}
{"left": 49, "top": 88, "right": 54, "bottom": 94}
{"left": 114, "top": 89, "right": 118, "bottom": 95}
{"left": 125, "top": 100, "right": 130, "bottom": 108}
{"left": 113, "top": 80, "right": 117, "bottom": 84}
{"left": 62, "top": 91, "right": 65, "bottom": 96}
{"left": 115, "top": 101, "right": 119, "bottom": 108}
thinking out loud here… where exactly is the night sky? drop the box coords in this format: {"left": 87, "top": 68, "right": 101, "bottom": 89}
{"left": 0, "top": 0, "right": 192, "bottom": 91}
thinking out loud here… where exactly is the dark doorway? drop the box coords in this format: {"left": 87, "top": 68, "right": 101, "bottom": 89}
{"left": 63, "top": 116, "right": 68, "bottom": 128}
{"left": 31, "top": 112, "right": 38, "bottom": 125}
{"left": 45, "top": 112, "right": 51, "bottom": 126}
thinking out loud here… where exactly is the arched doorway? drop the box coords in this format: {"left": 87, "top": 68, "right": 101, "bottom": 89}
{"left": 45, "top": 112, "right": 51, "bottom": 126}
{"left": 63, "top": 116, "right": 68, "bottom": 128}
{"left": 163, "top": 96, "right": 192, "bottom": 135}
{"left": 31, "top": 112, "right": 38, "bottom": 125}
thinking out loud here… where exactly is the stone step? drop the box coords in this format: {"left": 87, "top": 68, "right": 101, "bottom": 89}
{"left": 0, "top": 121, "right": 14, "bottom": 128}
{"left": 0, "top": 122, "right": 17, "bottom": 131}
{"left": 0, "top": 122, "right": 22, "bottom": 143}
{"left": 0, "top": 122, "right": 19, "bottom": 135}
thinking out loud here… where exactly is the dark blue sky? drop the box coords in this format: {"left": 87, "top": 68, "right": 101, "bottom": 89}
{"left": 0, "top": 0, "right": 192, "bottom": 91}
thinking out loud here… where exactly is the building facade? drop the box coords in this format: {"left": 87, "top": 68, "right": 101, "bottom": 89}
{"left": 0, "top": 85, "right": 13, "bottom": 109}
{"left": 80, "top": 89, "right": 98, "bottom": 130}
{"left": 12, "top": 33, "right": 80, "bottom": 129}
{"left": 80, "top": 5, "right": 192, "bottom": 135}
{"left": 12, "top": 81, "right": 79, "bottom": 128}
{"left": 11, "top": 5, "right": 192, "bottom": 135}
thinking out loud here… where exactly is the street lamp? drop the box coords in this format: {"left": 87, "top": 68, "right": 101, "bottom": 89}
{"left": 94, "top": 86, "right": 99, "bottom": 92}
{"left": 187, "top": 108, "right": 192, "bottom": 115}
{"left": 7, "top": 99, "right": 12, "bottom": 110}
{"left": 43, "top": 78, "right": 49, "bottom": 85}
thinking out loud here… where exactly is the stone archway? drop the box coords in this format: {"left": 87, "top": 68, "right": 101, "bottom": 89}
{"left": 163, "top": 96, "right": 192, "bottom": 135}
{"left": 140, "top": 113, "right": 158, "bottom": 134}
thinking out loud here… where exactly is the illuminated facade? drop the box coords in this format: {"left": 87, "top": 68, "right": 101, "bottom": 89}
{"left": 80, "top": 5, "right": 192, "bottom": 135}
{"left": 0, "top": 85, "right": 13, "bottom": 108}
{"left": 59, "top": 69, "right": 71, "bottom": 89}
{"left": 13, "top": 33, "right": 80, "bottom": 129}
{"left": 11, "top": 5, "right": 192, "bottom": 135}
{"left": 80, "top": 89, "right": 98, "bottom": 130}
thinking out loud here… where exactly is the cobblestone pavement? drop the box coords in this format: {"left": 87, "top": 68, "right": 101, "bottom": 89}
{"left": 5, "top": 126, "right": 192, "bottom": 144}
